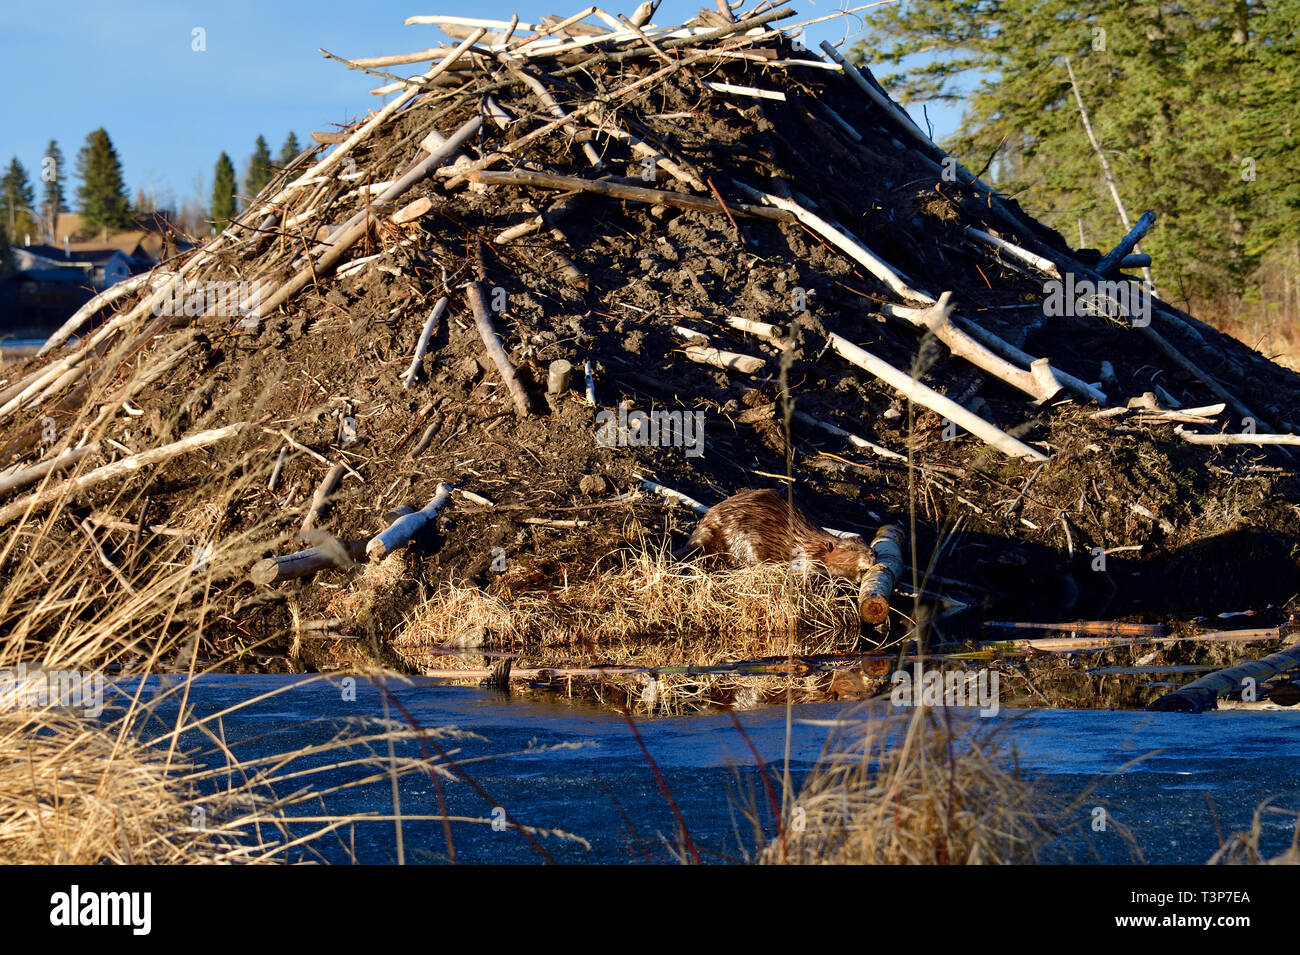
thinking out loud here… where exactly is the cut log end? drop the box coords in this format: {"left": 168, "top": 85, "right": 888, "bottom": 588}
{"left": 859, "top": 594, "right": 891, "bottom": 624}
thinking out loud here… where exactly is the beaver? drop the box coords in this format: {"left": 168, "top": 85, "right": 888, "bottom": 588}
{"left": 684, "top": 488, "right": 876, "bottom": 580}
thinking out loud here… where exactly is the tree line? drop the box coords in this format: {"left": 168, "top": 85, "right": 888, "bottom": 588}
{"left": 0, "top": 130, "right": 305, "bottom": 270}
{"left": 853, "top": 0, "right": 1300, "bottom": 325}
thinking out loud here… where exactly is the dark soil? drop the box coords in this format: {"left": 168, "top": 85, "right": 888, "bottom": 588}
{"left": 4, "top": 22, "right": 1300, "bottom": 686}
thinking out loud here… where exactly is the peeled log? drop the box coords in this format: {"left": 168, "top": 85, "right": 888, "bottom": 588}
{"left": 859, "top": 524, "right": 905, "bottom": 624}
{"left": 1147, "top": 642, "right": 1300, "bottom": 713}
{"left": 466, "top": 282, "right": 534, "bottom": 417}
{"left": 828, "top": 332, "right": 1048, "bottom": 461}
{"left": 367, "top": 483, "right": 454, "bottom": 560}
{"left": 250, "top": 538, "right": 369, "bottom": 585}
{"left": 683, "top": 344, "right": 766, "bottom": 375}
{"left": 0, "top": 425, "right": 244, "bottom": 525}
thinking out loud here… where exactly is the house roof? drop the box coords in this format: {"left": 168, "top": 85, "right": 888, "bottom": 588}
{"left": 19, "top": 243, "right": 135, "bottom": 266}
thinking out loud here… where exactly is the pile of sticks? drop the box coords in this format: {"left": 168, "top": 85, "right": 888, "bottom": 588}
{"left": 3, "top": 0, "right": 1298, "bottom": 595}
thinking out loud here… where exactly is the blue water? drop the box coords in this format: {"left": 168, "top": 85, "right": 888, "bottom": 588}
{"left": 102, "top": 676, "right": 1300, "bottom": 864}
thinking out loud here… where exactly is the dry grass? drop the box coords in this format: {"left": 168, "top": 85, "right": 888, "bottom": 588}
{"left": 395, "top": 548, "right": 865, "bottom": 653}
{"left": 761, "top": 704, "right": 1134, "bottom": 865}
{"left": 389, "top": 548, "right": 878, "bottom": 713}
{"left": 1209, "top": 802, "right": 1300, "bottom": 865}
{"left": 0, "top": 705, "right": 257, "bottom": 864}
{"left": 0, "top": 352, "right": 587, "bottom": 863}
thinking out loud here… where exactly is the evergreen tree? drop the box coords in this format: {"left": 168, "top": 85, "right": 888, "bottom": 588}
{"left": 278, "top": 131, "right": 302, "bottom": 167}
{"left": 75, "top": 128, "right": 132, "bottom": 233}
{"left": 852, "top": 0, "right": 1300, "bottom": 303}
{"left": 211, "top": 152, "right": 237, "bottom": 233}
{"left": 40, "top": 140, "right": 66, "bottom": 242}
{"left": 244, "top": 135, "right": 274, "bottom": 201}
{"left": 0, "top": 158, "right": 37, "bottom": 243}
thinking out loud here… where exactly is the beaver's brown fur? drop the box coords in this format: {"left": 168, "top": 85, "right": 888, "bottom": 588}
{"left": 686, "top": 489, "right": 875, "bottom": 579}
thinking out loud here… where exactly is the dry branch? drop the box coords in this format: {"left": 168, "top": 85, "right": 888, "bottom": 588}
{"left": 684, "top": 344, "right": 766, "bottom": 375}
{"left": 0, "top": 424, "right": 245, "bottom": 525}
{"left": 0, "top": 445, "right": 97, "bottom": 498}
{"left": 467, "top": 282, "right": 534, "bottom": 417}
{"left": 402, "top": 297, "right": 450, "bottom": 389}
{"left": 882, "top": 292, "right": 1066, "bottom": 403}
{"left": 467, "top": 169, "right": 795, "bottom": 222}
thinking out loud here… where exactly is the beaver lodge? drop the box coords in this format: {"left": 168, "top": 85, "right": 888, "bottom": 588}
{"left": 3, "top": 2, "right": 1300, "bottom": 714}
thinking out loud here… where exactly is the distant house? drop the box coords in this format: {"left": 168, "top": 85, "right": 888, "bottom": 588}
{"left": 12, "top": 244, "right": 138, "bottom": 288}
{"left": 2, "top": 211, "right": 181, "bottom": 340}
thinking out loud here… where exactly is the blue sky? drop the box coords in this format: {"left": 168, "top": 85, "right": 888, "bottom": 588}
{"left": 0, "top": 0, "right": 961, "bottom": 219}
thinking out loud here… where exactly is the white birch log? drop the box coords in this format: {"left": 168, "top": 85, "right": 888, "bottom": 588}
{"left": 965, "top": 228, "right": 1061, "bottom": 279}
{"left": 494, "top": 215, "right": 544, "bottom": 244}
{"left": 511, "top": 66, "right": 604, "bottom": 168}
{"left": 259, "top": 116, "right": 482, "bottom": 317}
{"left": 684, "top": 344, "right": 766, "bottom": 375}
{"left": 633, "top": 474, "right": 709, "bottom": 514}
{"left": 827, "top": 333, "right": 1048, "bottom": 460}
{"left": 367, "top": 483, "right": 454, "bottom": 560}
{"left": 267, "top": 445, "right": 289, "bottom": 492}
{"left": 403, "top": 15, "right": 540, "bottom": 30}
{"left": 511, "top": 7, "right": 600, "bottom": 51}
{"left": 1175, "top": 428, "right": 1300, "bottom": 447}
{"left": 0, "top": 424, "right": 245, "bottom": 525}
{"left": 739, "top": 184, "right": 929, "bottom": 302}
{"left": 947, "top": 314, "right": 1107, "bottom": 404}
{"left": 702, "top": 80, "right": 786, "bottom": 100}
{"left": 725, "top": 315, "right": 789, "bottom": 346}
{"left": 584, "top": 359, "right": 597, "bottom": 405}
{"left": 467, "top": 169, "right": 795, "bottom": 222}
{"left": 790, "top": 411, "right": 905, "bottom": 461}
{"left": 391, "top": 196, "right": 434, "bottom": 224}
{"left": 38, "top": 271, "right": 165, "bottom": 357}
{"left": 859, "top": 524, "right": 905, "bottom": 623}
{"left": 629, "top": 0, "right": 658, "bottom": 26}
{"left": 882, "top": 292, "right": 1066, "bottom": 403}
{"left": 818, "top": 41, "right": 930, "bottom": 150}
{"left": 402, "top": 297, "right": 449, "bottom": 389}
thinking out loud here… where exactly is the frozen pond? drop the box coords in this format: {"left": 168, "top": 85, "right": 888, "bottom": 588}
{"left": 105, "top": 675, "right": 1300, "bottom": 864}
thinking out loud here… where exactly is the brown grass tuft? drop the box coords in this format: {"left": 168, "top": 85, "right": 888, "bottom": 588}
{"left": 762, "top": 705, "right": 1124, "bottom": 865}
{"left": 1209, "top": 802, "right": 1300, "bottom": 864}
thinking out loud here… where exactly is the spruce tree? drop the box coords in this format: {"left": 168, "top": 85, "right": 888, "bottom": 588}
{"left": 852, "top": 0, "right": 1300, "bottom": 303}
{"left": 211, "top": 152, "right": 237, "bottom": 233}
{"left": 0, "top": 158, "right": 37, "bottom": 242}
{"left": 278, "top": 132, "right": 302, "bottom": 167}
{"left": 75, "top": 128, "right": 131, "bottom": 233}
{"left": 245, "top": 135, "right": 274, "bottom": 201}
{"left": 40, "top": 140, "right": 66, "bottom": 242}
